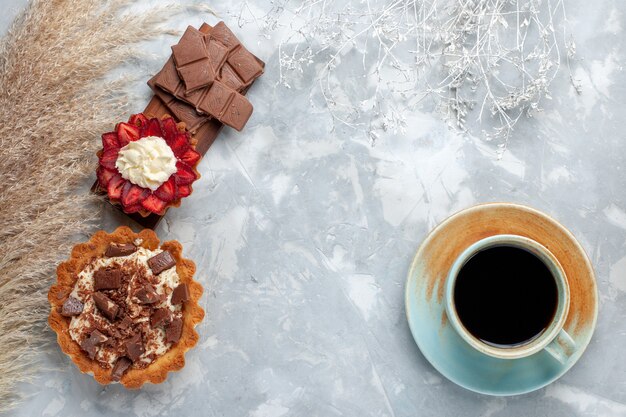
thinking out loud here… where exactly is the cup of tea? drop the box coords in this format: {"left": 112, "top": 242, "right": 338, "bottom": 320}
{"left": 444, "top": 234, "right": 576, "bottom": 363}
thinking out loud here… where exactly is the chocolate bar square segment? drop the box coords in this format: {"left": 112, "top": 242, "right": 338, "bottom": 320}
{"left": 165, "top": 318, "right": 183, "bottom": 344}
{"left": 61, "top": 296, "right": 83, "bottom": 317}
{"left": 218, "top": 62, "right": 245, "bottom": 92}
{"left": 171, "top": 283, "right": 190, "bottom": 305}
{"left": 148, "top": 250, "right": 176, "bottom": 275}
{"left": 105, "top": 243, "right": 136, "bottom": 257}
{"left": 153, "top": 56, "right": 208, "bottom": 107}
{"left": 111, "top": 357, "right": 132, "bottom": 381}
{"left": 171, "top": 26, "right": 209, "bottom": 67}
{"left": 172, "top": 26, "right": 215, "bottom": 93}
{"left": 93, "top": 292, "right": 119, "bottom": 321}
{"left": 207, "top": 39, "right": 229, "bottom": 72}
{"left": 93, "top": 267, "right": 123, "bottom": 290}
{"left": 155, "top": 58, "right": 184, "bottom": 95}
{"left": 227, "top": 47, "right": 264, "bottom": 84}
{"left": 221, "top": 93, "right": 253, "bottom": 131}
{"left": 183, "top": 84, "right": 208, "bottom": 107}
{"left": 210, "top": 22, "right": 241, "bottom": 52}
{"left": 198, "top": 81, "right": 234, "bottom": 118}
{"left": 178, "top": 59, "right": 215, "bottom": 92}
{"left": 163, "top": 97, "right": 209, "bottom": 133}
{"left": 148, "top": 78, "right": 209, "bottom": 133}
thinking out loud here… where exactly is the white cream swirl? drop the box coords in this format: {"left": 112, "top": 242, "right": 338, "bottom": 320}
{"left": 115, "top": 136, "right": 177, "bottom": 190}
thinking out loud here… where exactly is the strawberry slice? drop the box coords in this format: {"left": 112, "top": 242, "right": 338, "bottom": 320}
{"left": 117, "top": 122, "right": 140, "bottom": 146}
{"left": 99, "top": 148, "right": 119, "bottom": 170}
{"left": 123, "top": 204, "right": 143, "bottom": 214}
{"left": 167, "top": 133, "right": 190, "bottom": 156}
{"left": 128, "top": 113, "right": 148, "bottom": 129}
{"left": 160, "top": 117, "right": 179, "bottom": 142}
{"left": 140, "top": 118, "right": 163, "bottom": 138}
{"left": 154, "top": 177, "right": 177, "bottom": 202}
{"left": 176, "top": 184, "right": 192, "bottom": 198}
{"left": 121, "top": 182, "right": 149, "bottom": 207}
{"left": 101, "top": 132, "right": 120, "bottom": 150}
{"left": 178, "top": 147, "right": 201, "bottom": 166}
{"left": 174, "top": 161, "right": 197, "bottom": 185}
{"left": 107, "top": 174, "right": 125, "bottom": 200}
{"left": 142, "top": 194, "right": 167, "bottom": 214}
{"left": 97, "top": 167, "right": 117, "bottom": 188}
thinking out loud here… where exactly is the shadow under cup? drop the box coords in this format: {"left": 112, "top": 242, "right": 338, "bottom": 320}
{"left": 444, "top": 235, "right": 575, "bottom": 362}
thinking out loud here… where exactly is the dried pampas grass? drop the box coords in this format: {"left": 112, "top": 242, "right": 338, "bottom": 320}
{"left": 0, "top": 0, "right": 210, "bottom": 411}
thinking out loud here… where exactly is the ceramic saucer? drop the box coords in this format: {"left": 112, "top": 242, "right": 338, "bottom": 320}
{"left": 405, "top": 203, "right": 598, "bottom": 396}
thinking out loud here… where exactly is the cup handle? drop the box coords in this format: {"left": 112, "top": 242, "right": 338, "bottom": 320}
{"left": 544, "top": 329, "right": 577, "bottom": 364}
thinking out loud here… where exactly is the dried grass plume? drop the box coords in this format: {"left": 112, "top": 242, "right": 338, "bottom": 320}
{"left": 0, "top": 0, "right": 211, "bottom": 411}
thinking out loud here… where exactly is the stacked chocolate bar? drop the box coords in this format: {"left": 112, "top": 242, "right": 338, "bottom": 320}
{"left": 148, "top": 21, "right": 264, "bottom": 134}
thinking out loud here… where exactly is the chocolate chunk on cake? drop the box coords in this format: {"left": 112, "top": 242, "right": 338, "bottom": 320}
{"left": 81, "top": 330, "right": 108, "bottom": 360}
{"left": 148, "top": 251, "right": 176, "bottom": 275}
{"left": 61, "top": 296, "right": 83, "bottom": 316}
{"left": 94, "top": 267, "right": 123, "bottom": 290}
{"left": 171, "top": 283, "right": 190, "bottom": 305}
{"left": 135, "top": 284, "right": 160, "bottom": 304}
{"left": 165, "top": 318, "right": 183, "bottom": 344}
{"left": 105, "top": 243, "right": 137, "bottom": 257}
{"left": 151, "top": 308, "right": 172, "bottom": 327}
{"left": 111, "top": 357, "right": 132, "bottom": 381}
{"left": 125, "top": 333, "right": 145, "bottom": 362}
{"left": 93, "top": 292, "right": 119, "bottom": 321}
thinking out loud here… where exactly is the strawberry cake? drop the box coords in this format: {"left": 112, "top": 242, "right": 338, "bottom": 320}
{"left": 96, "top": 113, "right": 201, "bottom": 216}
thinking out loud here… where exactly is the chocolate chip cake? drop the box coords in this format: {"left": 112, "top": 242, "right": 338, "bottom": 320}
{"left": 48, "top": 227, "right": 204, "bottom": 388}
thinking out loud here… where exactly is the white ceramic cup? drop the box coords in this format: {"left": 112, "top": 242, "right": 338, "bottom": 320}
{"left": 444, "top": 234, "right": 577, "bottom": 363}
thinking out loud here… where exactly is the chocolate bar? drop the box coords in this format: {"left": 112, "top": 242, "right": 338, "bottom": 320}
{"left": 172, "top": 22, "right": 261, "bottom": 94}
{"left": 153, "top": 57, "right": 254, "bottom": 131}
{"left": 153, "top": 21, "right": 262, "bottom": 131}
